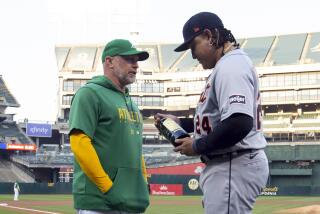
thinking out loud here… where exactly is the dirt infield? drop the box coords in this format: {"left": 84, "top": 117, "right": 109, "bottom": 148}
{"left": 257, "top": 199, "right": 320, "bottom": 206}
{"left": 275, "top": 205, "right": 320, "bottom": 214}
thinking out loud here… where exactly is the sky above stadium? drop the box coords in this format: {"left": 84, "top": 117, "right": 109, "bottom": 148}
{"left": 0, "top": 0, "right": 320, "bottom": 122}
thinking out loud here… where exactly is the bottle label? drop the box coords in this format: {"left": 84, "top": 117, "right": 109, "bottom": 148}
{"left": 162, "top": 118, "right": 181, "bottom": 132}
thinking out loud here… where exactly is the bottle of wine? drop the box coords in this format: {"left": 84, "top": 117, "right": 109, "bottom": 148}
{"left": 155, "top": 118, "right": 190, "bottom": 147}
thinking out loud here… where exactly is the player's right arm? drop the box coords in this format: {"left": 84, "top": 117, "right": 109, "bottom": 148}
{"left": 70, "top": 130, "right": 113, "bottom": 193}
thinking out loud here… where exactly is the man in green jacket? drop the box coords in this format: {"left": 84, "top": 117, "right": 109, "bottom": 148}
{"left": 69, "top": 39, "right": 150, "bottom": 214}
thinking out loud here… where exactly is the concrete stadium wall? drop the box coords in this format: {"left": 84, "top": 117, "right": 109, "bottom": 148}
{"left": 266, "top": 144, "right": 320, "bottom": 194}
{"left": 265, "top": 144, "right": 320, "bottom": 161}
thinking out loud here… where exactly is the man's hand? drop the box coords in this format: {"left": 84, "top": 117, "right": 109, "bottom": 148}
{"left": 173, "top": 137, "right": 198, "bottom": 156}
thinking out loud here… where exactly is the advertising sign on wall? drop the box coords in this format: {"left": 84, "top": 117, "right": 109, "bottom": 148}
{"left": 150, "top": 184, "right": 183, "bottom": 196}
{"left": 26, "top": 123, "right": 52, "bottom": 137}
{"left": 260, "top": 186, "right": 278, "bottom": 196}
{"left": 6, "top": 144, "right": 36, "bottom": 151}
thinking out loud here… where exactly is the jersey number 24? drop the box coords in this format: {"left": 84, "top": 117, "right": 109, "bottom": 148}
{"left": 195, "top": 115, "right": 212, "bottom": 135}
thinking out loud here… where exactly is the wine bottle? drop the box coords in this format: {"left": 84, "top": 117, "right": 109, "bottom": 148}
{"left": 155, "top": 118, "right": 190, "bottom": 147}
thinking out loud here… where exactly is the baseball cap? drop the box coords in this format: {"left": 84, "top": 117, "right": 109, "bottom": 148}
{"left": 101, "top": 39, "right": 149, "bottom": 63}
{"left": 175, "top": 12, "right": 224, "bottom": 52}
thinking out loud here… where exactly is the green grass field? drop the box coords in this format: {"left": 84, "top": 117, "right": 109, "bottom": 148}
{"left": 0, "top": 194, "right": 320, "bottom": 213}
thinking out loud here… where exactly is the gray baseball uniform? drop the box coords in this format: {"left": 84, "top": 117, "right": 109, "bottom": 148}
{"left": 195, "top": 49, "right": 269, "bottom": 214}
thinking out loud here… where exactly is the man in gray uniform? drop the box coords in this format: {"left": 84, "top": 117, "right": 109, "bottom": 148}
{"left": 155, "top": 12, "right": 269, "bottom": 214}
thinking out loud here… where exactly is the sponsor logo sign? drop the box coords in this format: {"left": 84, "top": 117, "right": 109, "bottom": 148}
{"left": 260, "top": 187, "right": 278, "bottom": 196}
{"left": 188, "top": 179, "right": 199, "bottom": 190}
{"left": 7, "top": 144, "right": 36, "bottom": 151}
{"left": 26, "top": 123, "right": 52, "bottom": 137}
{"left": 150, "top": 184, "right": 183, "bottom": 196}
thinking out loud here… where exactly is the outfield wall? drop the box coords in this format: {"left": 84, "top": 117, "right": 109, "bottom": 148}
{"left": 1, "top": 181, "right": 319, "bottom": 196}
{"left": 0, "top": 182, "right": 71, "bottom": 194}
{"left": 148, "top": 174, "right": 320, "bottom": 196}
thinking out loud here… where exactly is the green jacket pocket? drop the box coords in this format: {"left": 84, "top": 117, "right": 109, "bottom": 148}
{"left": 103, "top": 167, "right": 149, "bottom": 212}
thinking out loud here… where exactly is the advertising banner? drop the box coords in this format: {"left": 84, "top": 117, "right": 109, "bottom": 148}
{"left": 26, "top": 123, "right": 52, "bottom": 137}
{"left": 150, "top": 184, "right": 183, "bottom": 196}
{"left": 6, "top": 144, "right": 36, "bottom": 151}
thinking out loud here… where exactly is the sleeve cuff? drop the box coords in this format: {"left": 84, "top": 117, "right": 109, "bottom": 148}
{"left": 193, "top": 137, "right": 208, "bottom": 155}
{"left": 192, "top": 140, "right": 199, "bottom": 154}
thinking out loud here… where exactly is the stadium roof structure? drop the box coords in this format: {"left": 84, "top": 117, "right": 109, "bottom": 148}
{"left": 55, "top": 32, "right": 320, "bottom": 73}
{"left": 0, "top": 121, "right": 33, "bottom": 144}
{"left": 0, "top": 75, "right": 19, "bottom": 107}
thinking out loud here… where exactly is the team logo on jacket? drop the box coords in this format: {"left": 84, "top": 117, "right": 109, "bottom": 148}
{"left": 229, "top": 95, "right": 245, "bottom": 104}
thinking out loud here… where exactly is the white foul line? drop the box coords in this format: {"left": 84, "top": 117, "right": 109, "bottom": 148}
{"left": 0, "top": 203, "right": 61, "bottom": 214}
